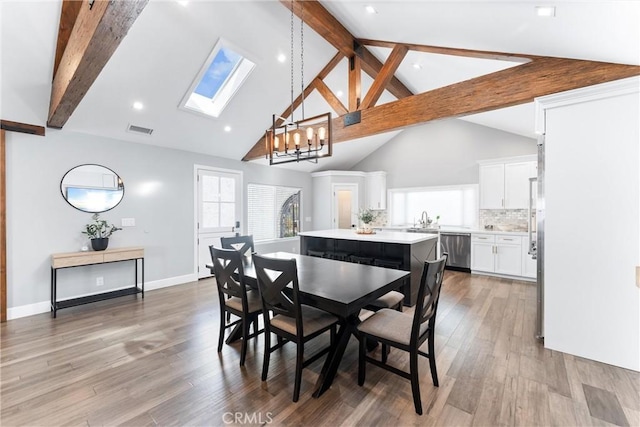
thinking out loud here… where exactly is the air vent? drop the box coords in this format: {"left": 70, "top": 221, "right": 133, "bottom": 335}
{"left": 127, "top": 124, "right": 154, "bottom": 135}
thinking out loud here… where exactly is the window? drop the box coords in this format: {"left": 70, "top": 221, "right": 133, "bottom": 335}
{"left": 180, "top": 39, "right": 255, "bottom": 118}
{"left": 388, "top": 184, "right": 479, "bottom": 228}
{"left": 248, "top": 184, "right": 301, "bottom": 241}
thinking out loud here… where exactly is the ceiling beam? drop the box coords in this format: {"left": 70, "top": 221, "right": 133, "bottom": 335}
{"left": 359, "top": 44, "right": 408, "bottom": 110}
{"left": 1, "top": 120, "right": 45, "bottom": 136}
{"left": 280, "top": 0, "right": 413, "bottom": 100}
{"left": 312, "top": 78, "right": 348, "bottom": 116}
{"left": 243, "top": 57, "right": 640, "bottom": 161}
{"left": 349, "top": 55, "right": 361, "bottom": 111}
{"left": 53, "top": 0, "right": 83, "bottom": 77}
{"left": 48, "top": 0, "right": 149, "bottom": 129}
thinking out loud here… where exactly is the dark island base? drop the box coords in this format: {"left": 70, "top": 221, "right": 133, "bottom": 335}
{"left": 300, "top": 235, "right": 438, "bottom": 306}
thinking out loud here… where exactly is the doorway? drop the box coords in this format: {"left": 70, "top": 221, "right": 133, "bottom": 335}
{"left": 332, "top": 184, "right": 358, "bottom": 229}
{"left": 195, "top": 166, "right": 242, "bottom": 278}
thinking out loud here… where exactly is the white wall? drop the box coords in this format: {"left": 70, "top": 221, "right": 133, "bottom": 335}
{"left": 5, "top": 129, "right": 312, "bottom": 318}
{"left": 541, "top": 77, "right": 640, "bottom": 371}
{"left": 352, "top": 119, "right": 537, "bottom": 188}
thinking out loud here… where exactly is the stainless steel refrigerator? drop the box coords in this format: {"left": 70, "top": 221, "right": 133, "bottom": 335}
{"left": 531, "top": 139, "right": 545, "bottom": 340}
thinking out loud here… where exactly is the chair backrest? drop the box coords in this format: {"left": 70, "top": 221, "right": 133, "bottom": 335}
{"left": 210, "top": 246, "right": 248, "bottom": 306}
{"left": 221, "top": 235, "right": 255, "bottom": 258}
{"left": 252, "top": 254, "right": 302, "bottom": 334}
{"left": 411, "top": 254, "right": 448, "bottom": 344}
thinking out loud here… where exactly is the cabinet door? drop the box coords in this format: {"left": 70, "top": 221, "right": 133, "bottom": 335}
{"left": 366, "top": 172, "right": 386, "bottom": 210}
{"left": 471, "top": 241, "right": 495, "bottom": 272}
{"left": 479, "top": 164, "right": 505, "bottom": 209}
{"left": 504, "top": 162, "right": 533, "bottom": 209}
{"left": 495, "top": 243, "right": 522, "bottom": 276}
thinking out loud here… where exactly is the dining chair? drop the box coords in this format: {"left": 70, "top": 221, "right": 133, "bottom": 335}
{"left": 210, "top": 246, "right": 263, "bottom": 367}
{"left": 221, "top": 235, "right": 255, "bottom": 258}
{"left": 356, "top": 254, "right": 448, "bottom": 415}
{"left": 253, "top": 254, "right": 339, "bottom": 402}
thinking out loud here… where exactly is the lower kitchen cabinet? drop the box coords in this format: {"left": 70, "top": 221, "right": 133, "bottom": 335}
{"left": 521, "top": 235, "right": 537, "bottom": 279}
{"left": 471, "top": 233, "right": 532, "bottom": 280}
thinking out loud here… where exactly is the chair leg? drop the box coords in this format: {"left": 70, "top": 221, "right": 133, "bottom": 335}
{"left": 218, "top": 307, "right": 226, "bottom": 353}
{"left": 396, "top": 301, "right": 403, "bottom": 312}
{"left": 428, "top": 333, "right": 439, "bottom": 387}
{"left": 358, "top": 336, "right": 366, "bottom": 386}
{"left": 330, "top": 324, "right": 336, "bottom": 347}
{"left": 410, "top": 350, "right": 423, "bottom": 415}
{"left": 262, "top": 328, "right": 271, "bottom": 381}
{"left": 382, "top": 343, "right": 389, "bottom": 364}
{"left": 239, "top": 317, "right": 249, "bottom": 366}
{"left": 293, "top": 342, "right": 304, "bottom": 402}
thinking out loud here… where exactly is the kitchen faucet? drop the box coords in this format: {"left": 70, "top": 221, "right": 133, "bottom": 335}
{"left": 420, "top": 211, "right": 429, "bottom": 228}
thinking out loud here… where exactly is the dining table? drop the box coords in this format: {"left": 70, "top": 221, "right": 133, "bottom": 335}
{"left": 209, "top": 251, "right": 410, "bottom": 398}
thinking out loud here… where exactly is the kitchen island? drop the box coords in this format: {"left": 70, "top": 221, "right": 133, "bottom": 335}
{"left": 299, "top": 229, "right": 438, "bottom": 306}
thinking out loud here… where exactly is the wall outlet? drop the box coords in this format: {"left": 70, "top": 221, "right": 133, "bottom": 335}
{"left": 121, "top": 218, "right": 136, "bottom": 227}
{"left": 96, "top": 276, "right": 104, "bottom": 287}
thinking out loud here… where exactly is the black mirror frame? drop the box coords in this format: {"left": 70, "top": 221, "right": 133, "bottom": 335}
{"left": 60, "top": 164, "right": 125, "bottom": 213}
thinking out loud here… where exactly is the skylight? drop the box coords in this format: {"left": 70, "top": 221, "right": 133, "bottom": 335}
{"left": 180, "top": 39, "right": 255, "bottom": 119}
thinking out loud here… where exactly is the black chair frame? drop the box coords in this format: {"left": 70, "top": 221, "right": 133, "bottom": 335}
{"left": 253, "top": 254, "right": 338, "bottom": 402}
{"left": 358, "top": 254, "right": 448, "bottom": 415}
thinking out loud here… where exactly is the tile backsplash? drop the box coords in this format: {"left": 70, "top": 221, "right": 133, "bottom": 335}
{"left": 480, "top": 209, "right": 529, "bottom": 231}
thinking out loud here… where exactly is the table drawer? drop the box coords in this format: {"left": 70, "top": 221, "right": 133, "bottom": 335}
{"left": 52, "top": 253, "right": 104, "bottom": 268}
{"left": 496, "top": 236, "right": 522, "bottom": 245}
{"left": 471, "top": 234, "right": 495, "bottom": 243}
{"left": 104, "top": 249, "right": 144, "bottom": 262}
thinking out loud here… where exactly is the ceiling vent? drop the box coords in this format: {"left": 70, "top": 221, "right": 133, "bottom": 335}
{"left": 127, "top": 124, "right": 154, "bottom": 135}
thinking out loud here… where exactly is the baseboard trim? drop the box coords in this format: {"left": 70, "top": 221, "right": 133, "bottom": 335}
{"left": 471, "top": 270, "right": 536, "bottom": 283}
{"left": 7, "top": 273, "right": 198, "bottom": 320}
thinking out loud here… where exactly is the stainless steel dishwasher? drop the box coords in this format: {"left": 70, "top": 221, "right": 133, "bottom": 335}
{"left": 440, "top": 232, "right": 471, "bottom": 271}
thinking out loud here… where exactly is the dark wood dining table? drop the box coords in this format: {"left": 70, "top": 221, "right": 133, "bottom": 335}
{"left": 210, "top": 251, "right": 410, "bottom": 397}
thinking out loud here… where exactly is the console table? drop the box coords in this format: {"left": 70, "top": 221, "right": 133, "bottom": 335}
{"left": 51, "top": 246, "right": 144, "bottom": 318}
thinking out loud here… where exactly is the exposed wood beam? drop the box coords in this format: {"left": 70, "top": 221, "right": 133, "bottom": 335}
{"left": 280, "top": 0, "right": 413, "bottom": 100}
{"left": 349, "top": 55, "right": 361, "bottom": 111}
{"left": 359, "top": 44, "right": 408, "bottom": 110}
{"left": 312, "top": 78, "right": 348, "bottom": 116}
{"left": 48, "top": 0, "right": 148, "bottom": 129}
{"left": 53, "top": 0, "right": 83, "bottom": 77}
{"left": 358, "top": 39, "right": 533, "bottom": 63}
{"left": 1, "top": 130, "right": 5, "bottom": 322}
{"left": 0, "top": 120, "right": 45, "bottom": 136}
{"left": 243, "top": 57, "right": 640, "bottom": 161}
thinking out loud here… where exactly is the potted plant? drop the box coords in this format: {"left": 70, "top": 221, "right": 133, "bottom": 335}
{"left": 82, "top": 213, "right": 121, "bottom": 251}
{"left": 357, "top": 208, "right": 377, "bottom": 233}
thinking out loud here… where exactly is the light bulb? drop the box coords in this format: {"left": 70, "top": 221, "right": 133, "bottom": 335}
{"left": 293, "top": 132, "right": 300, "bottom": 147}
{"left": 285, "top": 132, "right": 290, "bottom": 148}
{"left": 306, "top": 127, "right": 314, "bottom": 141}
{"left": 274, "top": 135, "right": 279, "bottom": 150}
{"left": 318, "top": 127, "right": 326, "bottom": 141}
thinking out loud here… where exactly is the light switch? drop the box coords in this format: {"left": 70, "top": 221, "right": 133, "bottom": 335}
{"left": 121, "top": 218, "right": 136, "bottom": 227}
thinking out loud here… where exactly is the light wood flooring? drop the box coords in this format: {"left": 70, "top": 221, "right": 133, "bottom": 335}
{"left": 1, "top": 271, "right": 638, "bottom": 426}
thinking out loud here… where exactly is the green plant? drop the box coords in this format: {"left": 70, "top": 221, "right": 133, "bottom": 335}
{"left": 82, "top": 213, "right": 121, "bottom": 239}
{"left": 357, "top": 208, "right": 377, "bottom": 224}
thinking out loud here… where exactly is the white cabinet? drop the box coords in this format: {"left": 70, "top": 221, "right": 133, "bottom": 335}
{"left": 471, "top": 233, "right": 528, "bottom": 278}
{"left": 479, "top": 157, "right": 536, "bottom": 209}
{"left": 366, "top": 171, "right": 387, "bottom": 210}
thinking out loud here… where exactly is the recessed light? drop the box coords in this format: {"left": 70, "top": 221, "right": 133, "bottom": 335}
{"left": 132, "top": 101, "right": 144, "bottom": 110}
{"left": 277, "top": 53, "right": 286, "bottom": 63}
{"left": 177, "top": 1, "right": 189, "bottom": 7}
{"left": 365, "top": 5, "right": 377, "bottom": 14}
{"left": 412, "top": 63, "right": 422, "bottom": 70}
{"left": 336, "top": 90, "right": 344, "bottom": 98}
{"left": 224, "top": 126, "right": 232, "bottom": 132}
{"left": 535, "top": 6, "right": 556, "bottom": 17}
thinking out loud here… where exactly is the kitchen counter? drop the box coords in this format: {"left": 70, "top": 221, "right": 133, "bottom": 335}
{"left": 299, "top": 229, "right": 438, "bottom": 244}
{"left": 299, "top": 229, "right": 439, "bottom": 306}
{"left": 376, "top": 225, "right": 529, "bottom": 236}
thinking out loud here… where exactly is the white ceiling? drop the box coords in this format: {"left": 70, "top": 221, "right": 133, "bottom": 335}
{"left": 1, "top": 1, "right": 639, "bottom": 172}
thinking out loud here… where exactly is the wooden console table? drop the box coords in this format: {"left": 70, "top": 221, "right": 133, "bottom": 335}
{"left": 51, "top": 246, "right": 144, "bottom": 318}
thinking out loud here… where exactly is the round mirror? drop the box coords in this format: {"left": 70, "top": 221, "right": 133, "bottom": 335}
{"left": 60, "top": 164, "right": 124, "bottom": 213}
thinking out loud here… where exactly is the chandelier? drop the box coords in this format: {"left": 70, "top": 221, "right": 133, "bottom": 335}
{"left": 265, "top": 0, "right": 332, "bottom": 165}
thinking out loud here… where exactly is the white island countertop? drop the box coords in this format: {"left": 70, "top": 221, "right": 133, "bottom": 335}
{"left": 299, "top": 229, "right": 438, "bottom": 244}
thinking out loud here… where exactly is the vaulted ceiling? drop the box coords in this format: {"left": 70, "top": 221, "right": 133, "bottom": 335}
{"left": 2, "top": 1, "right": 639, "bottom": 172}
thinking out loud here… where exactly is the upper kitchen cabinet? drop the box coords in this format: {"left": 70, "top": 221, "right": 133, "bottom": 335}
{"left": 479, "top": 156, "right": 537, "bottom": 209}
{"left": 366, "top": 171, "right": 387, "bottom": 210}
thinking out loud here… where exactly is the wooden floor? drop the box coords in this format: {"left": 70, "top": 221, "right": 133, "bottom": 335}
{"left": 1, "top": 271, "right": 638, "bottom": 426}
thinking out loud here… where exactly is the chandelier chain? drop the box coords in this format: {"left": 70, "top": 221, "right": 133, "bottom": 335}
{"left": 290, "top": 0, "right": 294, "bottom": 123}
{"left": 300, "top": 2, "right": 305, "bottom": 121}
